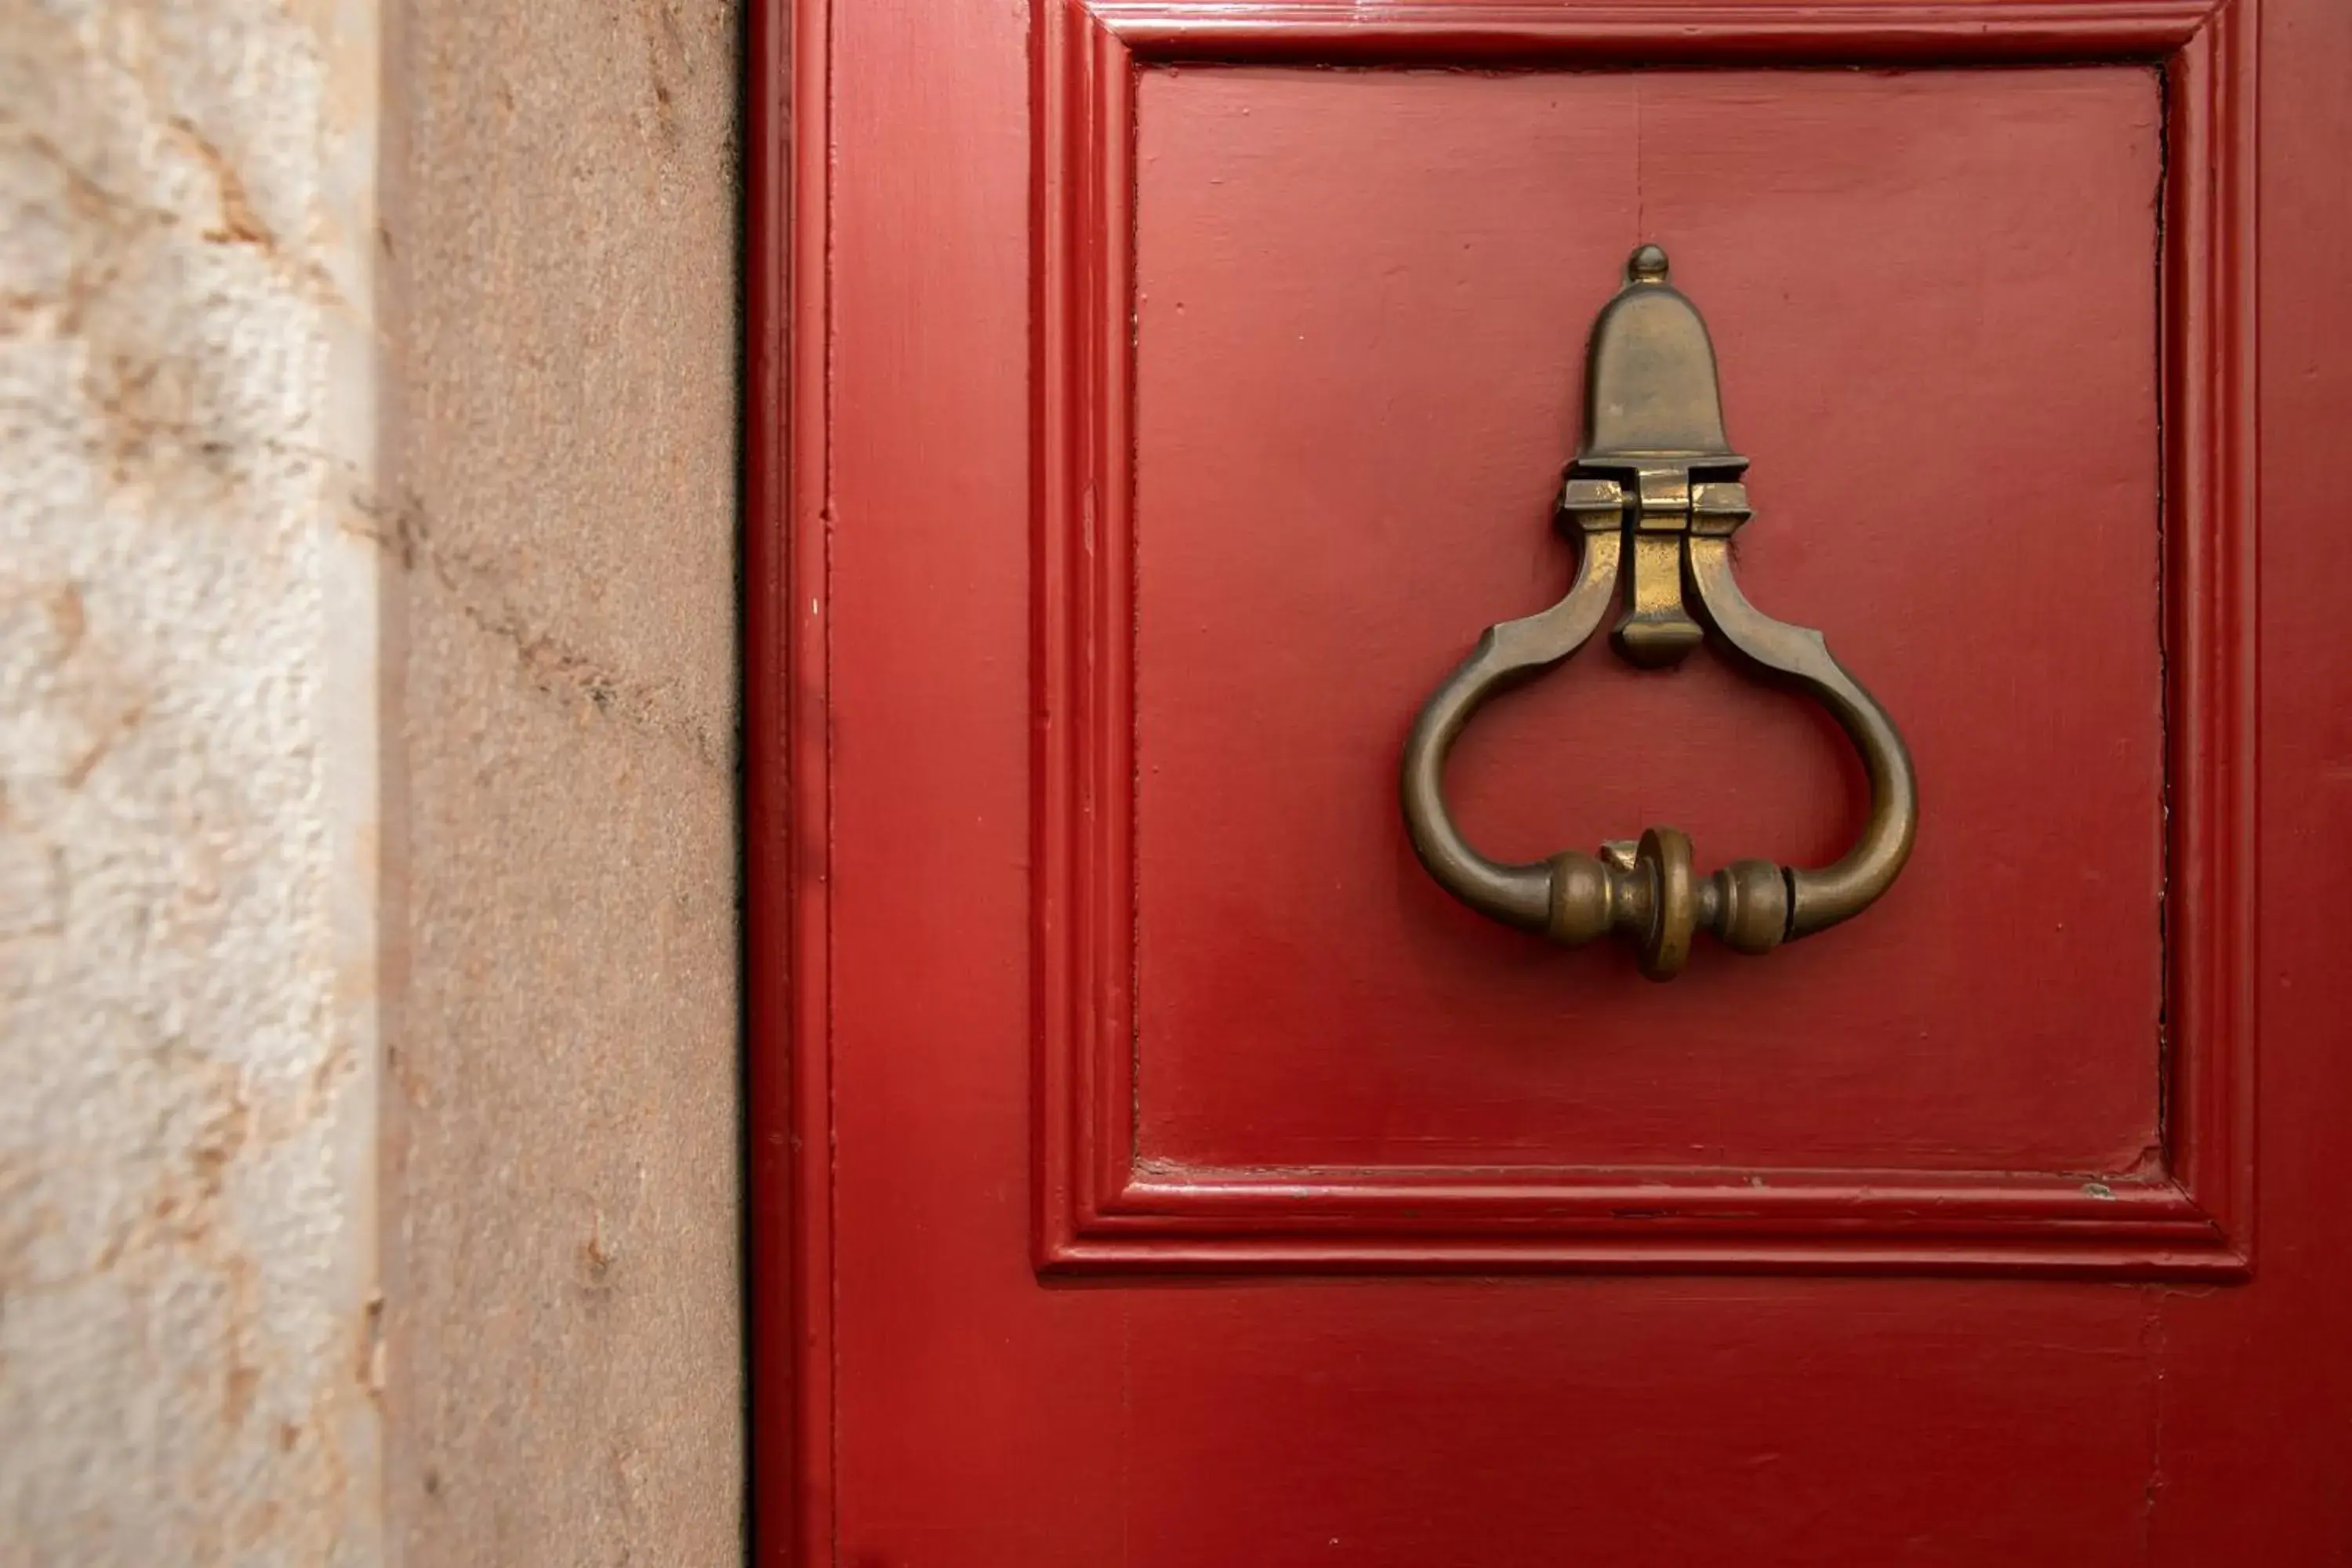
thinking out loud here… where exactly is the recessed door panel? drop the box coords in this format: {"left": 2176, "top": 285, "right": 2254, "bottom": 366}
{"left": 1131, "top": 66, "right": 2165, "bottom": 1174}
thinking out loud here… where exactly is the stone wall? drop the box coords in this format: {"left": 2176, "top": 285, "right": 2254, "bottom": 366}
{"left": 0, "top": 0, "right": 743, "bottom": 1562}
{"left": 2, "top": 0, "right": 387, "bottom": 1560}
{"left": 378, "top": 1, "right": 744, "bottom": 1561}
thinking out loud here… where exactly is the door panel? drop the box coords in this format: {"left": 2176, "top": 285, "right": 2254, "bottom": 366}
{"left": 1031, "top": 5, "right": 2244, "bottom": 1277}
{"left": 1133, "top": 65, "right": 2165, "bottom": 1174}
{"left": 750, "top": 0, "right": 2352, "bottom": 1561}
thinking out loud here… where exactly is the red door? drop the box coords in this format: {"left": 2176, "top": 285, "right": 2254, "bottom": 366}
{"left": 748, "top": 0, "right": 2352, "bottom": 1560}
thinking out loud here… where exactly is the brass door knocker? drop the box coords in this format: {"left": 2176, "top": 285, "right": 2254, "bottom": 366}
{"left": 1399, "top": 245, "right": 1917, "bottom": 979}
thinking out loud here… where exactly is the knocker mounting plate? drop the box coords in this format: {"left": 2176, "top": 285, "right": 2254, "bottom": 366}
{"left": 1400, "top": 245, "right": 1918, "bottom": 978}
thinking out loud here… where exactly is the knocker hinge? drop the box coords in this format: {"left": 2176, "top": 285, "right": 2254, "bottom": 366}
{"left": 1571, "top": 470, "right": 1758, "bottom": 669}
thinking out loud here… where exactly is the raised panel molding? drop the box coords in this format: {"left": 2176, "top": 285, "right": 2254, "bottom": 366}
{"left": 1033, "top": 0, "right": 2256, "bottom": 1276}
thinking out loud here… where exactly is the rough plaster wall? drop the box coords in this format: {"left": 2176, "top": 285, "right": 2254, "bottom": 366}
{"left": 379, "top": 1, "right": 743, "bottom": 1562}
{"left": 0, "top": 0, "right": 384, "bottom": 1563}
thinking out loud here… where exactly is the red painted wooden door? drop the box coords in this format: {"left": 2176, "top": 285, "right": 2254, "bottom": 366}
{"left": 748, "top": 0, "right": 2352, "bottom": 1561}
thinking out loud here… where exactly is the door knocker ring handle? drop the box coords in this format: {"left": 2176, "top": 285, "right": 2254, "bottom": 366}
{"left": 1399, "top": 245, "right": 1918, "bottom": 980}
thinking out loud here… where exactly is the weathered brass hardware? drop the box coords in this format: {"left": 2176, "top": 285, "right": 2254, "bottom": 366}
{"left": 1399, "top": 245, "right": 1917, "bottom": 979}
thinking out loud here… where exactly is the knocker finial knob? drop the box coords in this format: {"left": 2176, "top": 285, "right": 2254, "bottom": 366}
{"left": 1627, "top": 242, "right": 1670, "bottom": 283}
